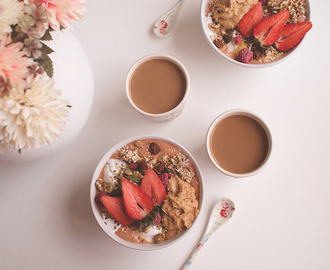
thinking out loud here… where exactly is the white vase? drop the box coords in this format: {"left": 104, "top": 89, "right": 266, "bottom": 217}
{"left": 0, "top": 30, "right": 94, "bottom": 163}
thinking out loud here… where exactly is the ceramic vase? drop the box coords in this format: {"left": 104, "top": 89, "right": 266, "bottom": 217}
{"left": 0, "top": 30, "right": 94, "bottom": 163}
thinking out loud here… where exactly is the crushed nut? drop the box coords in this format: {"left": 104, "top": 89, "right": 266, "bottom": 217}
{"left": 95, "top": 178, "right": 103, "bottom": 192}
{"left": 154, "top": 233, "right": 163, "bottom": 244}
{"left": 178, "top": 168, "right": 195, "bottom": 184}
{"left": 141, "top": 226, "right": 150, "bottom": 233}
{"left": 129, "top": 224, "right": 139, "bottom": 231}
{"left": 134, "top": 140, "right": 144, "bottom": 148}
{"left": 147, "top": 158, "right": 156, "bottom": 169}
{"left": 214, "top": 38, "right": 225, "bottom": 49}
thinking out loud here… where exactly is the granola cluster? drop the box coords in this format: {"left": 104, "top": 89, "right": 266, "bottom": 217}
{"left": 267, "top": 0, "right": 306, "bottom": 23}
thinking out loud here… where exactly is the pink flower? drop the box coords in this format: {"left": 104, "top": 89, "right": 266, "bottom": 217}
{"left": 160, "top": 20, "right": 168, "bottom": 29}
{"left": 19, "top": 2, "right": 49, "bottom": 38}
{"left": 159, "top": 28, "right": 167, "bottom": 35}
{"left": 197, "top": 243, "right": 203, "bottom": 251}
{"left": 220, "top": 209, "right": 229, "bottom": 218}
{"left": 0, "top": 35, "right": 33, "bottom": 88}
{"left": 221, "top": 201, "right": 229, "bottom": 210}
{"left": 36, "top": 0, "right": 86, "bottom": 30}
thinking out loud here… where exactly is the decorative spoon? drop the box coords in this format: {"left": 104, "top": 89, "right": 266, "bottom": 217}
{"left": 181, "top": 197, "right": 235, "bottom": 270}
{"left": 153, "top": 0, "right": 187, "bottom": 37}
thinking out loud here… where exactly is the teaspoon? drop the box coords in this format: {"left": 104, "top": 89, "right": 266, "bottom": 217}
{"left": 181, "top": 197, "right": 236, "bottom": 269}
{"left": 154, "top": 0, "right": 187, "bottom": 37}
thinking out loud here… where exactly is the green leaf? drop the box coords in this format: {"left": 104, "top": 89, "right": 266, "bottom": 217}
{"left": 34, "top": 55, "right": 54, "bottom": 78}
{"left": 40, "top": 42, "right": 54, "bottom": 58}
{"left": 127, "top": 175, "right": 142, "bottom": 184}
{"left": 137, "top": 220, "right": 145, "bottom": 230}
{"left": 40, "top": 28, "right": 54, "bottom": 41}
{"left": 260, "top": 44, "right": 273, "bottom": 50}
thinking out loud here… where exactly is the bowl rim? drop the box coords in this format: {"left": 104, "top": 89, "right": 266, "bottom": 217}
{"left": 206, "top": 109, "right": 273, "bottom": 178}
{"left": 90, "top": 135, "right": 204, "bottom": 250}
{"left": 200, "top": 0, "right": 311, "bottom": 68}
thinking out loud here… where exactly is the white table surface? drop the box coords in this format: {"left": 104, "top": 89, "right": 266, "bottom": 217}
{"left": 1, "top": 1, "right": 329, "bottom": 269}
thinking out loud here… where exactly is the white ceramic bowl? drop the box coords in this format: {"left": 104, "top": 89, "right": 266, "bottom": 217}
{"left": 200, "top": 0, "right": 311, "bottom": 68}
{"left": 206, "top": 109, "right": 272, "bottom": 178}
{"left": 90, "top": 135, "right": 204, "bottom": 250}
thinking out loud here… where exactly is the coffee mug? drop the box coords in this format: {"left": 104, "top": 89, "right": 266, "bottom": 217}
{"left": 125, "top": 54, "right": 190, "bottom": 122}
{"left": 206, "top": 109, "right": 272, "bottom": 178}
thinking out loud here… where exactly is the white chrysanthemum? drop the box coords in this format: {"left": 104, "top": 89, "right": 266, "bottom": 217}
{"left": 0, "top": 74, "right": 70, "bottom": 153}
{"left": 0, "top": 0, "right": 24, "bottom": 34}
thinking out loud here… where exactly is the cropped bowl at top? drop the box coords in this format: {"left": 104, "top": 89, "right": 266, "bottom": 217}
{"left": 200, "top": 0, "right": 311, "bottom": 68}
{"left": 90, "top": 135, "right": 204, "bottom": 251}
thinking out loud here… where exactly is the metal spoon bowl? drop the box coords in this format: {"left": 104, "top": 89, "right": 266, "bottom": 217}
{"left": 181, "top": 197, "right": 235, "bottom": 269}
{"left": 154, "top": 0, "right": 187, "bottom": 37}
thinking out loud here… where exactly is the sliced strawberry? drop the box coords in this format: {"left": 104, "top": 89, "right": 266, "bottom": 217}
{"left": 253, "top": 9, "right": 290, "bottom": 46}
{"left": 140, "top": 168, "right": 167, "bottom": 206}
{"left": 122, "top": 178, "right": 153, "bottom": 220}
{"left": 275, "top": 21, "right": 312, "bottom": 51}
{"left": 239, "top": 2, "right": 263, "bottom": 37}
{"left": 95, "top": 192, "right": 109, "bottom": 203}
{"left": 100, "top": 196, "right": 134, "bottom": 226}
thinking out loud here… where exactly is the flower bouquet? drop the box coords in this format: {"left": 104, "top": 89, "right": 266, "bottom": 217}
{"left": 0, "top": 0, "right": 86, "bottom": 154}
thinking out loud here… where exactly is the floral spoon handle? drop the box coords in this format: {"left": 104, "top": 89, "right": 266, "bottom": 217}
{"left": 180, "top": 198, "right": 235, "bottom": 270}
{"left": 180, "top": 235, "right": 211, "bottom": 270}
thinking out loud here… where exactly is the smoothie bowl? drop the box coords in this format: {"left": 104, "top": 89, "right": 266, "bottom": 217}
{"left": 90, "top": 136, "right": 204, "bottom": 250}
{"left": 200, "top": 0, "right": 312, "bottom": 67}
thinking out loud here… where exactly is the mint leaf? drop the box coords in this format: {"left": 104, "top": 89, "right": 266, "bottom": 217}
{"left": 127, "top": 175, "right": 142, "bottom": 184}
